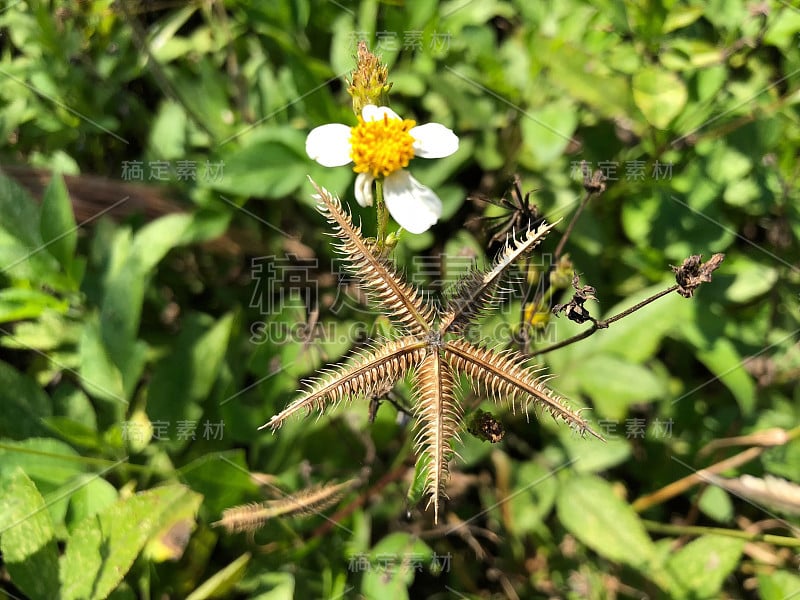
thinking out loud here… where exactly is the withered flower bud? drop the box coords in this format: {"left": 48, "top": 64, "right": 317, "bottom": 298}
{"left": 346, "top": 41, "right": 392, "bottom": 115}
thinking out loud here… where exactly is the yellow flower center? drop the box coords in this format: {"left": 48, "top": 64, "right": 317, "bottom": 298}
{"left": 350, "top": 114, "right": 417, "bottom": 178}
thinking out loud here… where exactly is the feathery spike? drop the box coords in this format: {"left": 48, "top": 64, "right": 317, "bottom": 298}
{"left": 443, "top": 339, "right": 604, "bottom": 441}
{"left": 262, "top": 336, "right": 427, "bottom": 430}
{"left": 309, "top": 177, "right": 436, "bottom": 334}
{"left": 441, "top": 220, "right": 561, "bottom": 333}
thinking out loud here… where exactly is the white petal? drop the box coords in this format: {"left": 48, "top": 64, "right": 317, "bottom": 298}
{"left": 354, "top": 173, "right": 374, "bottom": 207}
{"left": 362, "top": 104, "right": 401, "bottom": 122}
{"left": 383, "top": 171, "right": 442, "bottom": 234}
{"left": 410, "top": 123, "right": 459, "bottom": 158}
{"left": 305, "top": 123, "right": 353, "bottom": 167}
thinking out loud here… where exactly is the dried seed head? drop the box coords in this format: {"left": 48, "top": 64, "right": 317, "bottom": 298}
{"left": 672, "top": 253, "right": 725, "bottom": 298}
{"left": 553, "top": 273, "right": 597, "bottom": 324}
{"left": 467, "top": 409, "right": 506, "bottom": 443}
{"left": 346, "top": 41, "right": 392, "bottom": 115}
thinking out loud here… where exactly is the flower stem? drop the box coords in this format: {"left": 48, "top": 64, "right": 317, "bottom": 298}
{"left": 375, "top": 178, "right": 389, "bottom": 251}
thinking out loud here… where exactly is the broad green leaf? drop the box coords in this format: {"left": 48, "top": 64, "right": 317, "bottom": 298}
{"left": 99, "top": 213, "right": 193, "bottom": 398}
{"left": 186, "top": 553, "right": 252, "bottom": 600}
{"left": 758, "top": 570, "right": 800, "bottom": 600}
{"left": 143, "top": 489, "right": 203, "bottom": 562}
{"left": 361, "top": 532, "right": 434, "bottom": 600}
{"left": 148, "top": 100, "right": 188, "bottom": 160}
{"left": 664, "top": 535, "right": 744, "bottom": 599}
{"left": 520, "top": 101, "right": 578, "bottom": 166}
{"left": 1, "top": 309, "right": 79, "bottom": 351}
{"left": 406, "top": 456, "right": 428, "bottom": 510}
{"left": 662, "top": 6, "right": 704, "bottom": 33}
{"left": 179, "top": 451, "right": 259, "bottom": 517}
{"left": 695, "top": 337, "right": 756, "bottom": 415}
{"left": 632, "top": 67, "right": 687, "bottom": 129}
{"left": 65, "top": 476, "right": 118, "bottom": 531}
{"left": 763, "top": 9, "right": 800, "bottom": 49}
{"left": 0, "top": 437, "right": 87, "bottom": 532}
{"left": 572, "top": 354, "right": 665, "bottom": 419}
{"left": 209, "top": 138, "right": 308, "bottom": 198}
{"left": 0, "top": 171, "right": 45, "bottom": 249}
{"left": 706, "top": 145, "right": 752, "bottom": 184}
{"left": 724, "top": 258, "right": 778, "bottom": 303}
{"left": 129, "top": 213, "right": 194, "bottom": 274}
{"left": 539, "top": 38, "right": 633, "bottom": 120}
{"left": 0, "top": 469, "right": 60, "bottom": 599}
{"left": 79, "top": 315, "right": 126, "bottom": 406}
{"left": 697, "top": 486, "right": 733, "bottom": 523}
{"left": 147, "top": 312, "right": 235, "bottom": 429}
{"left": 556, "top": 475, "right": 655, "bottom": 570}
{"left": 507, "top": 461, "right": 558, "bottom": 534}
{"left": 236, "top": 571, "right": 296, "bottom": 600}
{"left": 42, "top": 416, "right": 104, "bottom": 450}
{"left": 40, "top": 173, "right": 76, "bottom": 274}
{"left": 60, "top": 484, "right": 201, "bottom": 600}
{"left": 0, "top": 360, "right": 52, "bottom": 439}
{"left": 0, "top": 172, "right": 62, "bottom": 283}
{"left": 52, "top": 385, "right": 98, "bottom": 431}
{"left": 0, "top": 438, "right": 86, "bottom": 492}
{"left": 0, "top": 287, "right": 69, "bottom": 323}
{"left": 560, "top": 432, "right": 631, "bottom": 473}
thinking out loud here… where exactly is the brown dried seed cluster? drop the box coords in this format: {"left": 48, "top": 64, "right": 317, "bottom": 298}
{"left": 672, "top": 253, "right": 725, "bottom": 298}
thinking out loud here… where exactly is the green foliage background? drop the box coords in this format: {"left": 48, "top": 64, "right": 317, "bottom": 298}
{"left": 0, "top": 0, "right": 799, "bottom": 598}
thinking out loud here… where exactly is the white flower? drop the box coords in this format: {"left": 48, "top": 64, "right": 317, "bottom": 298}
{"left": 305, "top": 105, "right": 459, "bottom": 234}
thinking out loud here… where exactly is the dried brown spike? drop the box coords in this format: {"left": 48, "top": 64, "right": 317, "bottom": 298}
{"left": 441, "top": 221, "right": 559, "bottom": 334}
{"left": 310, "top": 178, "right": 435, "bottom": 334}
{"left": 444, "top": 339, "right": 603, "bottom": 441}
{"left": 261, "top": 336, "right": 427, "bottom": 431}
{"left": 213, "top": 479, "right": 358, "bottom": 533}
{"left": 264, "top": 179, "right": 603, "bottom": 525}
{"left": 412, "top": 351, "right": 463, "bottom": 522}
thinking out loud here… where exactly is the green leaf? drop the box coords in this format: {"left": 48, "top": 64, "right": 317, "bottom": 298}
{"left": 361, "top": 532, "right": 433, "bottom": 600}
{"left": 79, "top": 314, "right": 126, "bottom": 406}
{"left": 179, "top": 451, "right": 259, "bottom": 517}
{"left": 0, "top": 172, "right": 60, "bottom": 282}
{"left": 758, "top": 570, "right": 800, "bottom": 600}
{"left": 632, "top": 67, "right": 687, "bottom": 129}
{"left": 209, "top": 136, "right": 308, "bottom": 198}
{"left": 556, "top": 475, "right": 655, "bottom": 570}
{"left": 0, "top": 438, "right": 86, "bottom": 492}
{"left": 506, "top": 462, "right": 558, "bottom": 534}
{"left": 405, "top": 456, "right": 428, "bottom": 510}
{"left": 697, "top": 486, "right": 733, "bottom": 523}
{"left": 42, "top": 416, "right": 104, "bottom": 450}
{"left": 236, "top": 571, "right": 297, "bottom": 600}
{"left": 0, "top": 171, "right": 45, "bottom": 250}
{"left": 147, "top": 312, "right": 234, "bottom": 430}
{"left": 39, "top": 173, "right": 77, "bottom": 274}
{"left": 560, "top": 432, "right": 632, "bottom": 473}
{"left": 128, "top": 213, "right": 194, "bottom": 274}
{"left": 148, "top": 100, "right": 188, "bottom": 160}
{"left": 664, "top": 535, "right": 744, "bottom": 599}
{"left": 100, "top": 213, "right": 194, "bottom": 398}
{"left": 0, "top": 287, "right": 69, "bottom": 323}
{"left": 662, "top": 6, "right": 704, "bottom": 33}
{"left": 694, "top": 337, "right": 756, "bottom": 415}
{"left": 520, "top": 101, "right": 578, "bottom": 166}
{"left": 65, "top": 476, "right": 118, "bottom": 531}
{"left": 724, "top": 258, "right": 778, "bottom": 303}
{"left": 0, "top": 469, "right": 60, "bottom": 599}
{"left": 186, "top": 553, "right": 252, "bottom": 600}
{"left": 0, "top": 360, "right": 52, "bottom": 439}
{"left": 572, "top": 355, "right": 665, "bottom": 419}
{"left": 60, "top": 484, "right": 201, "bottom": 600}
